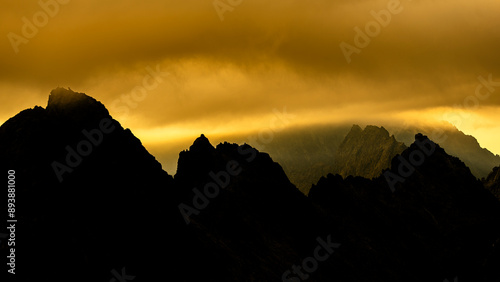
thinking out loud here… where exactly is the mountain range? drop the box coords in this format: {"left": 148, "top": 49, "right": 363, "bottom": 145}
{"left": 256, "top": 123, "right": 500, "bottom": 195}
{"left": 1, "top": 88, "right": 499, "bottom": 281}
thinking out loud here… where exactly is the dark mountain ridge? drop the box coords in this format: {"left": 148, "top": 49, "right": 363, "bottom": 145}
{"left": 390, "top": 124, "right": 500, "bottom": 179}
{"left": 242, "top": 122, "right": 500, "bottom": 195}
{"left": 0, "top": 88, "right": 193, "bottom": 281}
{"left": 0, "top": 88, "right": 329, "bottom": 281}
{"left": 1, "top": 88, "right": 499, "bottom": 281}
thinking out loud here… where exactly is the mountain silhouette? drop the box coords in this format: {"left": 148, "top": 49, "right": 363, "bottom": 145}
{"left": 1, "top": 88, "right": 499, "bottom": 281}
{"left": 174, "top": 135, "right": 334, "bottom": 281}
{"left": 245, "top": 123, "right": 349, "bottom": 194}
{"left": 0, "top": 88, "right": 205, "bottom": 281}
{"left": 390, "top": 124, "right": 500, "bottom": 179}
{"left": 0, "top": 88, "right": 328, "bottom": 281}
{"left": 332, "top": 125, "right": 407, "bottom": 179}
{"left": 244, "top": 123, "right": 499, "bottom": 195}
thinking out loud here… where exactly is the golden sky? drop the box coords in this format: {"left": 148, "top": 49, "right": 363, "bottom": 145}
{"left": 1, "top": 0, "right": 500, "bottom": 166}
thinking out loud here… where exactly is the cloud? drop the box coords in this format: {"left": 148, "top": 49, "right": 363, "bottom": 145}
{"left": 1, "top": 0, "right": 499, "bottom": 155}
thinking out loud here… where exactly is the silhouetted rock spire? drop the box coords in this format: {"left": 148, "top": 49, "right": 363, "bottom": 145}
{"left": 189, "top": 134, "right": 215, "bottom": 153}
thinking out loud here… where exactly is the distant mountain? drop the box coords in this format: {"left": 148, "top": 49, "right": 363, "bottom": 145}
{"left": 390, "top": 124, "right": 500, "bottom": 179}
{"left": 484, "top": 166, "right": 500, "bottom": 200}
{"left": 332, "top": 125, "right": 407, "bottom": 179}
{"left": 248, "top": 124, "right": 349, "bottom": 194}
{"left": 309, "top": 134, "right": 500, "bottom": 281}
{"left": 253, "top": 123, "right": 500, "bottom": 195}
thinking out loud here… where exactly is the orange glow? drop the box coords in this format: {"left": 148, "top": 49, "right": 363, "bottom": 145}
{"left": 1, "top": 0, "right": 500, "bottom": 158}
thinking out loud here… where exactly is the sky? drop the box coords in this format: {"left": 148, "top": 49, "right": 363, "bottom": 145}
{"left": 1, "top": 0, "right": 500, "bottom": 172}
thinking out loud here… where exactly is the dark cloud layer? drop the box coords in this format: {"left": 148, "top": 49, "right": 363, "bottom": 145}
{"left": 1, "top": 0, "right": 499, "bottom": 154}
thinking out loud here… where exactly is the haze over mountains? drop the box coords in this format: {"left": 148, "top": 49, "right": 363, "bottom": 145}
{"left": 390, "top": 125, "right": 500, "bottom": 180}
{"left": 243, "top": 123, "right": 500, "bottom": 195}
{"left": 1, "top": 88, "right": 499, "bottom": 281}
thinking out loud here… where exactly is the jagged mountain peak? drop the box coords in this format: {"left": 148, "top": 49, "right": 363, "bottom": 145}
{"left": 2, "top": 88, "right": 500, "bottom": 281}
{"left": 46, "top": 87, "right": 109, "bottom": 120}
{"left": 350, "top": 124, "right": 363, "bottom": 133}
{"left": 1, "top": 88, "right": 168, "bottom": 180}
{"left": 415, "top": 132, "right": 429, "bottom": 142}
{"left": 189, "top": 133, "right": 215, "bottom": 153}
{"left": 344, "top": 125, "right": 393, "bottom": 142}
{"left": 364, "top": 124, "right": 389, "bottom": 134}
{"left": 390, "top": 124, "right": 500, "bottom": 179}
{"left": 333, "top": 124, "right": 407, "bottom": 179}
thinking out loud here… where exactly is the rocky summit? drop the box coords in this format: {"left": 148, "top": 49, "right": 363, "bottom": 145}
{"left": 332, "top": 125, "right": 407, "bottom": 179}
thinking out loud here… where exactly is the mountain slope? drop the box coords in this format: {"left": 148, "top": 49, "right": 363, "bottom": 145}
{"left": 332, "top": 125, "right": 407, "bottom": 179}
{"left": 174, "top": 135, "right": 335, "bottom": 281}
{"left": 248, "top": 124, "right": 349, "bottom": 194}
{"left": 390, "top": 124, "right": 500, "bottom": 179}
{"left": 240, "top": 123, "right": 499, "bottom": 195}
{"left": 309, "top": 134, "right": 500, "bottom": 281}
